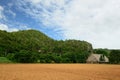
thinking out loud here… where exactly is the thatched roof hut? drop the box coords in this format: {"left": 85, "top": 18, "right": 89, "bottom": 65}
{"left": 86, "top": 53, "right": 109, "bottom": 63}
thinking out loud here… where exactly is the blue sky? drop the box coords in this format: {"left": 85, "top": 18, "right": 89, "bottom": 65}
{"left": 0, "top": 0, "right": 63, "bottom": 40}
{"left": 0, "top": 0, "right": 120, "bottom": 49}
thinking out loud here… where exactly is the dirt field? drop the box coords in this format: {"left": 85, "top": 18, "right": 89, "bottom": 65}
{"left": 0, "top": 64, "right": 120, "bottom": 80}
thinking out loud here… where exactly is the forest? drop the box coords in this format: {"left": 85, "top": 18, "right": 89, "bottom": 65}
{"left": 0, "top": 30, "right": 120, "bottom": 64}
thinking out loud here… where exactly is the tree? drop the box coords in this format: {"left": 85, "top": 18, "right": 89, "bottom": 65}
{"left": 13, "top": 50, "right": 39, "bottom": 63}
{"left": 109, "top": 50, "right": 120, "bottom": 64}
{"left": 94, "top": 49, "right": 110, "bottom": 57}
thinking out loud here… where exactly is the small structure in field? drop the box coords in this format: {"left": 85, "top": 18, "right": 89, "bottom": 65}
{"left": 86, "top": 53, "right": 109, "bottom": 63}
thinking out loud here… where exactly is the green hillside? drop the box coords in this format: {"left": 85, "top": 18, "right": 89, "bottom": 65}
{"left": 0, "top": 30, "right": 54, "bottom": 54}
{"left": 0, "top": 29, "right": 93, "bottom": 63}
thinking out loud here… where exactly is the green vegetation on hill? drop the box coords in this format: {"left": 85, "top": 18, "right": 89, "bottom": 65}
{"left": 1, "top": 29, "right": 119, "bottom": 64}
{"left": 0, "top": 29, "right": 93, "bottom": 63}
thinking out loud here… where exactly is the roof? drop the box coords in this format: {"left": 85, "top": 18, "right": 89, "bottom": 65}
{"left": 86, "top": 53, "right": 109, "bottom": 62}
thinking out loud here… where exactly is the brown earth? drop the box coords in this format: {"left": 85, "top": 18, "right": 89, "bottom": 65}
{"left": 0, "top": 64, "right": 120, "bottom": 80}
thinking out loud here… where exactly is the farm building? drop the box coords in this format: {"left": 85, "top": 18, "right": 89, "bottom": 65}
{"left": 86, "top": 53, "right": 109, "bottom": 63}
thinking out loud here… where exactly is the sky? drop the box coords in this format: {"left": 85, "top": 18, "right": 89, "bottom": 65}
{"left": 0, "top": 0, "right": 120, "bottom": 49}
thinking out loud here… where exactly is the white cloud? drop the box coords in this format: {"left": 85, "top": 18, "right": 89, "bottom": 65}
{"left": 0, "top": 23, "right": 31, "bottom": 32}
{"left": 0, "top": 5, "right": 5, "bottom": 20}
{"left": 8, "top": 10, "right": 16, "bottom": 17}
{"left": 16, "top": 0, "right": 120, "bottom": 49}
{"left": 19, "top": 25, "right": 31, "bottom": 30}
{"left": 29, "top": 0, "right": 42, "bottom": 4}
{"left": 0, "top": 6, "right": 4, "bottom": 11}
{"left": 0, "top": 5, "right": 18, "bottom": 32}
{"left": 0, "top": 23, "right": 8, "bottom": 30}
{"left": 0, "top": 23, "right": 18, "bottom": 32}
{"left": 7, "top": 3, "right": 16, "bottom": 17}
{"left": 9, "top": 28, "right": 18, "bottom": 32}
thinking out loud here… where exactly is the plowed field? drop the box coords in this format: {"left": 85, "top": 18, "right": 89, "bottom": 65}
{"left": 0, "top": 64, "right": 120, "bottom": 80}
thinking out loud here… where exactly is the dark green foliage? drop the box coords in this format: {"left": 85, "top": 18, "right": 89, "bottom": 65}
{"left": 109, "top": 50, "right": 120, "bottom": 64}
{"left": 0, "top": 30, "right": 12, "bottom": 56}
{"left": 39, "top": 54, "right": 54, "bottom": 63}
{"left": 94, "top": 49, "right": 110, "bottom": 57}
{"left": 12, "top": 50, "right": 39, "bottom": 63}
{"left": 0, "top": 29, "right": 92, "bottom": 63}
{"left": 61, "top": 51, "right": 89, "bottom": 63}
{"left": 39, "top": 53, "right": 60, "bottom": 63}
{"left": 99, "top": 55, "right": 105, "bottom": 61}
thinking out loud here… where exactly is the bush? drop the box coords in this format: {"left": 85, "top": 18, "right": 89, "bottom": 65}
{"left": 109, "top": 50, "right": 120, "bottom": 64}
{"left": 0, "top": 57, "right": 12, "bottom": 63}
{"left": 12, "top": 50, "right": 39, "bottom": 63}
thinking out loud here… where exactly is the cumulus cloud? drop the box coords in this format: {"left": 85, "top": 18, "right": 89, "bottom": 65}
{"left": 0, "top": 4, "right": 30, "bottom": 32}
{"left": 0, "top": 23, "right": 18, "bottom": 32}
{"left": 0, "top": 5, "right": 18, "bottom": 32}
{"left": 0, "top": 23, "right": 31, "bottom": 32}
{"left": 0, "top": 23, "right": 8, "bottom": 30}
{"left": 16, "top": 0, "right": 120, "bottom": 49}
